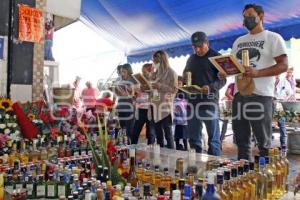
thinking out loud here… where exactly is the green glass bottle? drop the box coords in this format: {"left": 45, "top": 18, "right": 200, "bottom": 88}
{"left": 25, "top": 175, "right": 35, "bottom": 199}
{"left": 57, "top": 175, "right": 67, "bottom": 198}
{"left": 46, "top": 174, "right": 58, "bottom": 199}
{"left": 36, "top": 175, "right": 46, "bottom": 198}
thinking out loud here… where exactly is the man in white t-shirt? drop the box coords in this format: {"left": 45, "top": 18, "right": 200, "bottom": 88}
{"left": 220, "top": 4, "right": 288, "bottom": 160}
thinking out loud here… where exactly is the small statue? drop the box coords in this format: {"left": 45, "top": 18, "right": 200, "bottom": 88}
{"left": 44, "top": 13, "right": 55, "bottom": 61}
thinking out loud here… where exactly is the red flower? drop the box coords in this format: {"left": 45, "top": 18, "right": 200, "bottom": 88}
{"left": 50, "top": 127, "right": 58, "bottom": 140}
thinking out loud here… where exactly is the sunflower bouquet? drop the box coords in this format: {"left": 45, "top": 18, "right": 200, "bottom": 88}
{"left": 0, "top": 98, "right": 21, "bottom": 143}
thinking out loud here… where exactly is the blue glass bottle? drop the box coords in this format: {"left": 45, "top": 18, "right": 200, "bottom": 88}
{"left": 201, "top": 172, "right": 220, "bottom": 200}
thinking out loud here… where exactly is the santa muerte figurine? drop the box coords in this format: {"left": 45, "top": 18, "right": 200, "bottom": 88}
{"left": 44, "top": 13, "right": 55, "bottom": 61}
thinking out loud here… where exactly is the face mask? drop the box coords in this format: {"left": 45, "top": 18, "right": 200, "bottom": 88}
{"left": 243, "top": 16, "right": 258, "bottom": 31}
{"left": 153, "top": 63, "right": 160, "bottom": 70}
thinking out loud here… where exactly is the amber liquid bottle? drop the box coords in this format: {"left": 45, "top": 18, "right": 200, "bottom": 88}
{"left": 127, "top": 148, "right": 138, "bottom": 188}
{"left": 216, "top": 171, "right": 230, "bottom": 200}
{"left": 19, "top": 140, "right": 29, "bottom": 164}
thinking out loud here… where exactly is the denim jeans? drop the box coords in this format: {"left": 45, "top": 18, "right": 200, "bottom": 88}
{"left": 187, "top": 100, "right": 221, "bottom": 156}
{"left": 277, "top": 117, "right": 287, "bottom": 147}
{"left": 154, "top": 114, "right": 174, "bottom": 149}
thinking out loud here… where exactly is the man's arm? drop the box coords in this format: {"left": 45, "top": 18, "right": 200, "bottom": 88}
{"left": 245, "top": 54, "right": 288, "bottom": 78}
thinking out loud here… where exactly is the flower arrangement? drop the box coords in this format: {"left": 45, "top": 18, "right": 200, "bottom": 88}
{"left": 0, "top": 99, "right": 21, "bottom": 144}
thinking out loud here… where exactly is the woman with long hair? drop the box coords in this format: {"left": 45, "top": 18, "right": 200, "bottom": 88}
{"left": 150, "top": 50, "right": 178, "bottom": 149}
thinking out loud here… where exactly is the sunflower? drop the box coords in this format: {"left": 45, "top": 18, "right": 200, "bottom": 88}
{"left": 0, "top": 98, "right": 13, "bottom": 112}
{"left": 27, "top": 113, "right": 36, "bottom": 121}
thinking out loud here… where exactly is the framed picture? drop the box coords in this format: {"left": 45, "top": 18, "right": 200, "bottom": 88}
{"left": 209, "top": 54, "right": 245, "bottom": 76}
{"left": 132, "top": 73, "right": 151, "bottom": 91}
{"left": 178, "top": 85, "right": 203, "bottom": 94}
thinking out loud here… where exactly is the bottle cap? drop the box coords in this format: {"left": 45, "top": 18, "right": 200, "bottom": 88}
{"left": 158, "top": 186, "right": 165, "bottom": 195}
{"left": 259, "top": 157, "right": 266, "bottom": 166}
{"left": 143, "top": 183, "right": 151, "bottom": 195}
{"left": 157, "top": 195, "right": 165, "bottom": 200}
{"left": 170, "top": 183, "right": 177, "bottom": 191}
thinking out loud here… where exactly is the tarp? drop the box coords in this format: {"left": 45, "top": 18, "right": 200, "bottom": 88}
{"left": 80, "top": 0, "right": 300, "bottom": 63}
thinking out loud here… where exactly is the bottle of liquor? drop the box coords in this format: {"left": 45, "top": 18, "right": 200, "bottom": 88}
{"left": 4, "top": 174, "right": 14, "bottom": 194}
{"left": 228, "top": 167, "right": 239, "bottom": 200}
{"left": 222, "top": 169, "right": 237, "bottom": 200}
{"left": 178, "top": 179, "right": 185, "bottom": 196}
{"left": 19, "top": 140, "right": 29, "bottom": 164}
{"left": 58, "top": 174, "right": 67, "bottom": 198}
{"left": 153, "top": 165, "right": 162, "bottom": 193}
{"left": 143, "top": 183, "right": 152, "bottom": 200}
{"left": 142, "top": 163, "right": 153, "bottom": 184}
{"left": 40, "top": 141, "right": 48, "bottom": 160}
{"left": 15, "top": 174, "right": 24, "bottom": 191}
{"left": 136, "top": 161, "right": 144, "bottom": 181}
{"left": 36, "top": 175, "right": 46, "bottom": 198}
{"left": 194, "top": 182, "right": 203, "bottom": 200}
{"left": 279, "top": 146, "right": 289, "bottom": 193}
{"left": 183, "top": 184, "right": 192, "bottom": 200}
{"left": 161, "top": 168, "right": 172, "bottom": 192}
{"left": 127, "top": 148, "right": 138, "bottom": 188}
{"left": 103, "top": 167, "right": 109, "bottom": 182}
{"left": 238, "top": 164, "right": 251, "bottom": 200}
{"left": 268, "top": 149, "right": 280, "bottom": 198}
{"left": 173, "top": 169, "right": 180, "bottom": 186}
{"left": 216, "top": 171, "right": 229, "bottom": 200}
{"left": 254, "top": 156, "right": 259, "bottom": 172}
{"left": 47, "top": 141, "right": 58, "bottom": 162}
{"left": 202, "top": 172, "right": 220, "bottom": 200}
{"left": 25, "top": 175, "right": 35, "bottom": 199}
{"left": 46, "top": 174, "right": 58, "bottom": 199}
{"left": 243, "top": 162, "right": 256, "bottom": 200}
{"left": 273, "top": 148, "right": 284, "bottom": 196}
{"left": 264, "top": 156, "right": 275, "bottom": 199}
{"left": 29, "top": 140, "right": 41, "bottom": 163}
{"left": 256, "top": 157, "right": 268, "bottom": 200}
{"left": 172, "top": 190, "right": 181, "bottom": 200}
{"left": 8, "top": 143, "right": 19, "bottom": 166}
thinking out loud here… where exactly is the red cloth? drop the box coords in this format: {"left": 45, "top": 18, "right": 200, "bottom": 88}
{"left": 12, "top": 103, "right": 38, "bottom": 139}
{"left": 96, "top": 98, "right": 113, "bottom": 111}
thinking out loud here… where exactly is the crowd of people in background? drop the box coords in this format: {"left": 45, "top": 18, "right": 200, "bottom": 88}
{"left": 69, "top": 4, "right": 299, "bottom": 159}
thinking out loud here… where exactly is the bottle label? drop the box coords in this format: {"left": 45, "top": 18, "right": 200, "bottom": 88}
{"left": 16, "top": 183, "right": 23, "bottom": 190}
{"left": 47, "top": 185, "right": 55, "bottom": 197}
{"left": 88, "top": 150, "right": 93, "bottom": 156}
{"left": 26, "top": 184, "right": 34, "bottom": 195}
{"left": 81, "top": 151, "right": 86, "bottom": 156}
{"left": 36, "top": 185, "right": 46, "bottom": 196}
{"left": 58, "top": 185, "right": 66, "bottom": 196}
{"left": 5, "top": 186, "right": 13, "bottom": 194}
{"left": 74, "top": 151, "right": 79, "bottom": 157}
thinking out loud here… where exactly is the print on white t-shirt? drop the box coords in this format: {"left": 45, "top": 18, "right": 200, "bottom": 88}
{"left": 231, "top": 30, "right": 287, "bottom": 97}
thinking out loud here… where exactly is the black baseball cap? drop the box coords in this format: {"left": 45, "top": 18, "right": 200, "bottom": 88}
{"left": 191, "top": 31, "right": 208, "bottom": 47}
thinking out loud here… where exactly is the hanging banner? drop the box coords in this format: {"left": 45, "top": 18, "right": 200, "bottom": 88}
{"left": 18, "top": 5, "right": 43, "bottom": 43}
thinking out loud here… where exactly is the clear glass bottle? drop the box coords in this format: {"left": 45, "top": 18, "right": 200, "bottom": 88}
{"left": 135, "top": 161, "right": 144, "bottom": 181}
{"left": 127, "top": 148, "right": 138, "bottom": 188}
{"left": 267, "top": 149, "right": 280, "bottom": 198}
{"left": 161, "top": 168, "right": 172, "bottom": 192}
{"left": 256, "top": 157, "right": 268, "bottom": 200}
{"left": 229, "top": 167, "right": 239, "bottom": 200}
{"left": 40, "top": 141, "right": 48, "bottom": 161}
{"left": 279, "top": 146, "right": 289, "bottom": 194}
{"left": 19, "top": 140, "right": 29, "bottom": 164}
{"left": 29, "top": 140, "right": 41, "bottom": 163}
{"left": 245, "top": 162, "right": 256, "bottom": 200}
{"left": 202, "top": 172, "right": 220, "bottom": 200}
{"left": 142, "top": 163, "right": 153, "bottom": 184}
{"left": 8, "top": 143, "right": 19, "bottom": 166}
{"left": 264, "top": 156, "right": 275, "bottom": 199}
{"left": 216, "top": 171, "right": 229, "bottom": 200}
{"left": 153, "top": 165, "right": 162, "bottom": 193}
{"left": 223, "top": 169, "right": 237, "bottom": 200}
